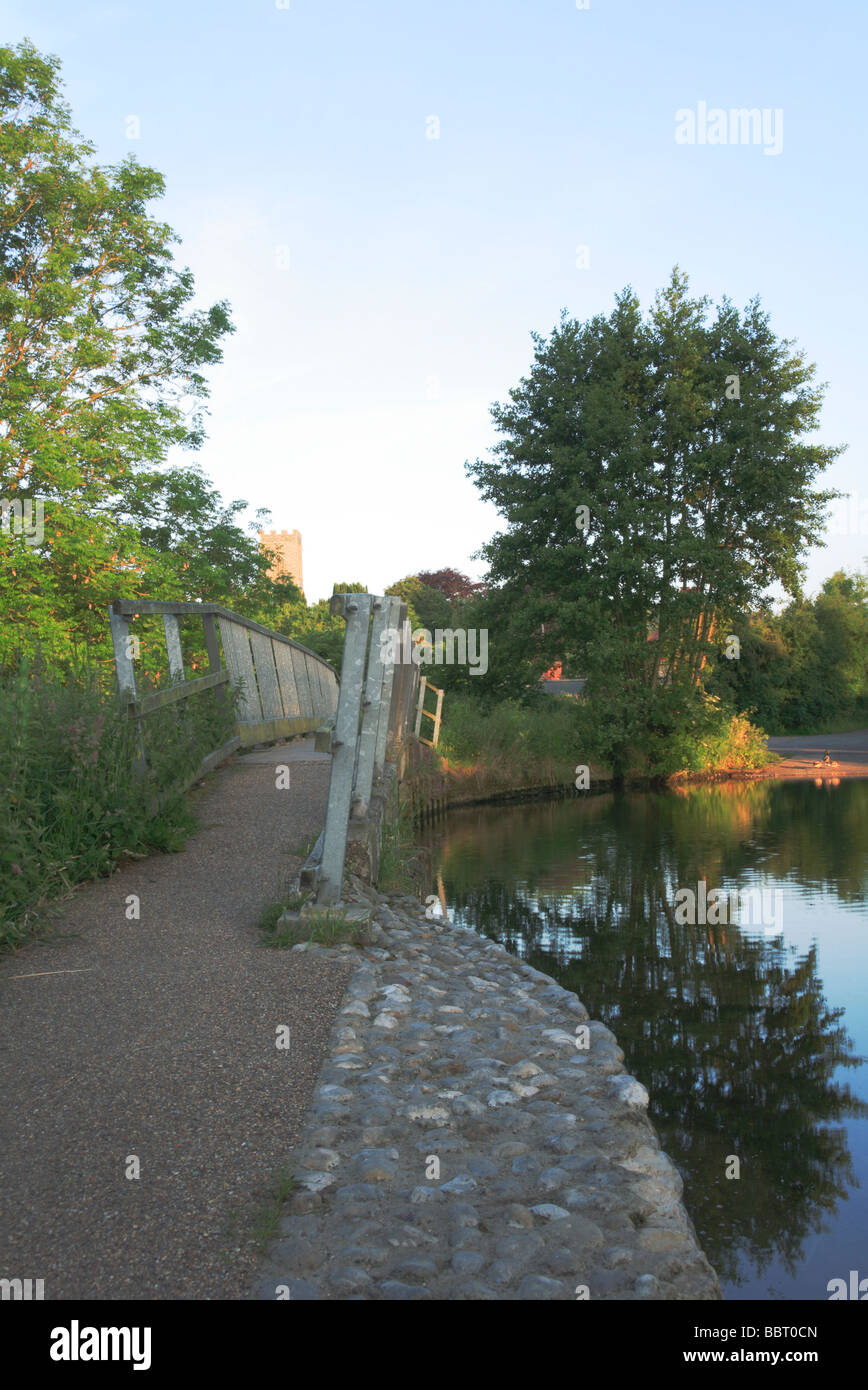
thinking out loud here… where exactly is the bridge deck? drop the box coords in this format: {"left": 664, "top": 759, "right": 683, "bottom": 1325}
{"left": 0, "top": 739, "right": 352, "bottom": 1299}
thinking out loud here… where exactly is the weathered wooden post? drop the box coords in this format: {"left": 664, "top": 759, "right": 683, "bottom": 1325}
{"left": 108, "top": 602, "right": 146, "bottom": 774}
{"left": 386, "top": 603, "right": 410, "bottom": 761}
{"left": 109, "top": 603, "right": 137, "bottom": 703}
{"left": 431, "top": 683, "right": 444, "bottom": 748}
{"left": 317, "top": 593, "right": 372, "bottom": 905}
{"left": 373, "top": 594, "right": 402, "bottom": 780}
{"left": 162, "top": 613, "right": 185, "bottom": 682}
{"left": 398, "top": 646, "right": 419, "bottom": 773}
{"left": 414, "top": 676, "right": 428, "bottom": 738}
{"left": 353, "top": 596, "right": 391, "bottom": 820}
{"left": 201, "top": 612, "right": 227, "bottom": 711}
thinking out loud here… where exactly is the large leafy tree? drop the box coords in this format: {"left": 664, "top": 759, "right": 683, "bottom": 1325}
{"left": 467, "top": 269, "right": 843, "bottom": 771}
{"left": 0, "top": 39, "right": 233, "bottom": 661}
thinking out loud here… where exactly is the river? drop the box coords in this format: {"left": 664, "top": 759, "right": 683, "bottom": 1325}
{"left": 422, "top": 777, "right": 868, "bottom": 1300}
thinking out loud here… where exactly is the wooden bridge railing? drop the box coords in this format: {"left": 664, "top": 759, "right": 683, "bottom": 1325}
{"left": 108, "top": 600, "right": 339, "bottom": 782}
{"left": 109, "top": 596, "right": 436, "bottom": 902}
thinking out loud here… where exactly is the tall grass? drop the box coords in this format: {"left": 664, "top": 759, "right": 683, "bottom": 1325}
{"left": 436, "top": 694, "right": 583, "bottom": 798}
{"left": 378, "top": 786, "right": 427, "bottom": 893}
{"left": 0, "top": 654, "right": 236, "bottom": 949}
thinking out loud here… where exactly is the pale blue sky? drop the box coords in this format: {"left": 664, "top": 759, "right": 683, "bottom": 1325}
{"left": 5, "top": 0, "right": 866, "bottom": 600}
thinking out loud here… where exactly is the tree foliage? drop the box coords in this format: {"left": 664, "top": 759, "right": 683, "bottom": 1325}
{"left": 386, "top": 574, "right": 451, "bottom": 632}
{"left": 415, "top": 567, "right": 486, "bottom": 601}
{"left": 0, "top": 39, "right": 240, "bottom": 660}
{"left": 466, "top": 269, "right": 843, "bottom": 772}
{"left": 709, "top": 570, "right": 868, "bottom": 732}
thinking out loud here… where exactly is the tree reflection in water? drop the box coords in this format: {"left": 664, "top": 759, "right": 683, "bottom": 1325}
{"left": 424, "top": 780, "right": 868, "bottom": 1288}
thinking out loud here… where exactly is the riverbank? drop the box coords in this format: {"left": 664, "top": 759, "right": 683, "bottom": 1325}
{"left": 409, "top": 727, "right": 868, "bottom": 819}
{"left": 765, "top": 729, "right": 868, "bottom": 779}
{"left": 253, "top": 879, "right": 722, "bottom": 1301}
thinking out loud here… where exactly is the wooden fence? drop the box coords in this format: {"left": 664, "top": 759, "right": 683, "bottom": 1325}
{"left": 414, "top": 676, "right": 443, "bottom": 748}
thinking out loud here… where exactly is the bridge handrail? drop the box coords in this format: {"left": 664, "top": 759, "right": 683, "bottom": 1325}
{"left": 109, "top": 599, "right": 337, "bottom": 676}
{"left": 107, "top": 599, "right": 340, "bottom": 777}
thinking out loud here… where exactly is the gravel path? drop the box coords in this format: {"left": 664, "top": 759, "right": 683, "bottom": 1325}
{"left": 0, "top": 741, "right": 352, "bottom": 1300}
{"left": 253, "top": 881, "right": 721, "bottom": 1301}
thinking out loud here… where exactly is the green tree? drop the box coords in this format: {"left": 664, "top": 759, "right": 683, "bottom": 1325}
{"left": 710, "top": 570, "right": 868, "bottom": 732}
{"left": 277, "top": 582, "right": 370, "bottom": 671}
{"left": 467, "top": 269, "right": 843, "bottom": 775}
{"left": 706, "top": 606, "right": 791, "bottom": 730}
{"left": 386, "top": 574, "right": 451, "bottom": 632}
{"left": 0, "top": 39, "right": 233, "bottom": 660}
{"left": 814, "top": 570, "right": 868, "bottom": 707}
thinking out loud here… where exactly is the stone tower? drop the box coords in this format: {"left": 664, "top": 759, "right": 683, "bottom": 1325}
{"left": 259, "top": 528, "right": 303, "bottom": 592}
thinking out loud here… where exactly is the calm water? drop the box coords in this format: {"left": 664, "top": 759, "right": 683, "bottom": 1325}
{"left": 421, "top": 779, "right": 868, "bottom": 1300}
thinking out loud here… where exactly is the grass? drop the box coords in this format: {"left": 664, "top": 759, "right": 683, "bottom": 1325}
{"left": 430, "top": 691, "right": 781, "bottom": 796}
{"left": 220, "top": 1166, "right": 297, "bottom": 1266}
{"left": 261, "top": 902, "right": 372, "bottom": 948}
{"left": 0, "top": 654, "right": 232, "bottom": 951}
{"left": 287, "top": 830, "right": 319, "bottom": 859}
{"left": 258, "top": 892, "right": 309, "bottom": 934}
{"left": 674, "top": 708, "right": 777, "bottom": 776}
{"left": 435, "top": 694, "right": 582, "bottom": 798}
{"left": 250, "top": 1169, "right": 296, "bottom": 1249}
{"left": 378, "top": 787, "right": 427, "bottom": 894}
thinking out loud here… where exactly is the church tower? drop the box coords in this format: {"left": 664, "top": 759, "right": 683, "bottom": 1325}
{"left": 259, "top": 528, "right": 303, "bottom": 592}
